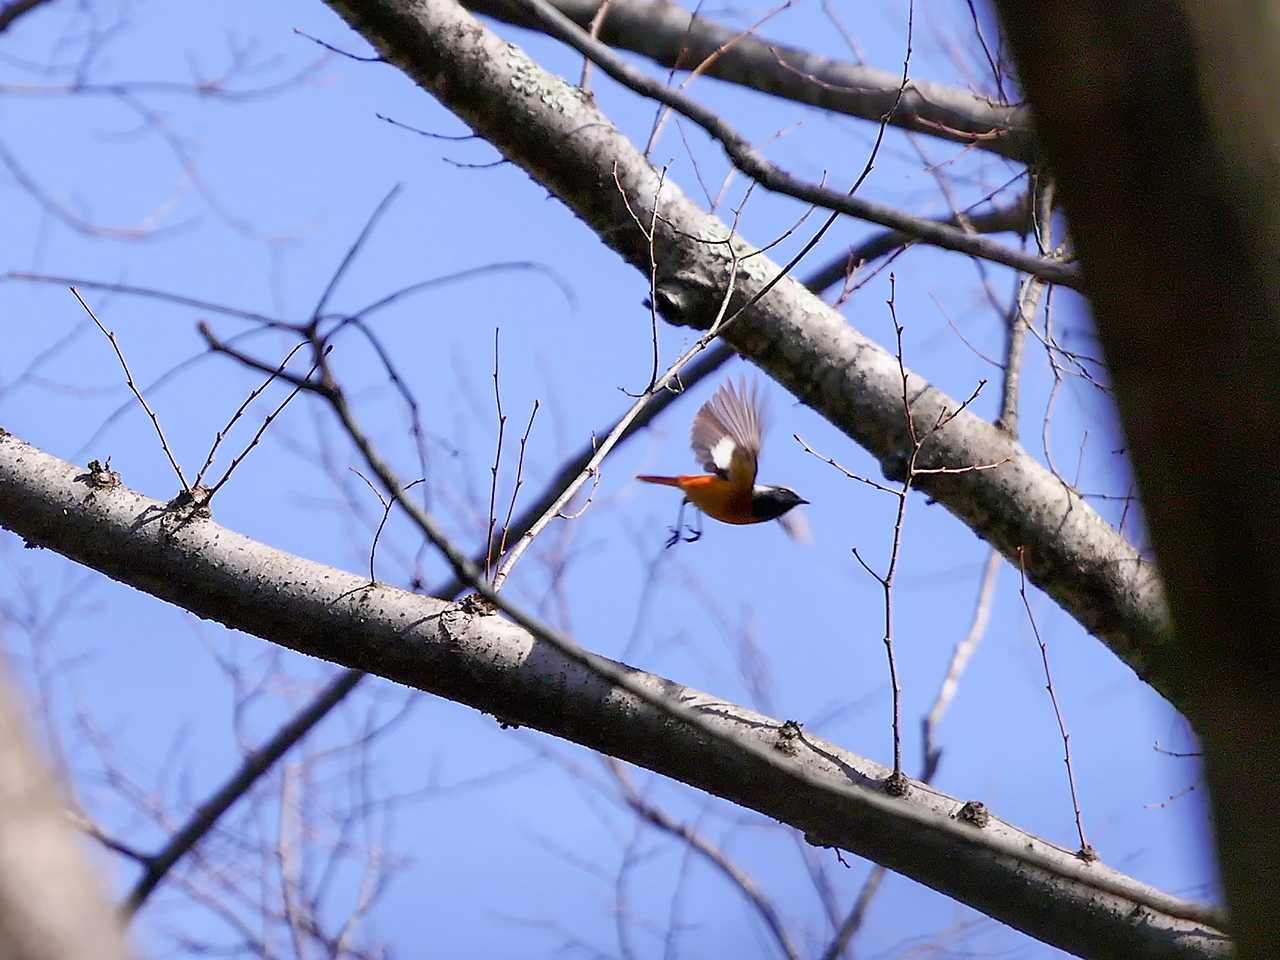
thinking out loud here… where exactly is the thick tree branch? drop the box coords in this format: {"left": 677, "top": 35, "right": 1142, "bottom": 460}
{"left": 319, "top": 0, "right": 1177, "bottom": 713}
{"left": 990, "top": 2, "right": 1280, "bottom": 955}
{"left": 0, "top": 430, "right": 1228, "bottom": 958}
{"left": 462, "top": 0, "right": 1035, "bottom": 161}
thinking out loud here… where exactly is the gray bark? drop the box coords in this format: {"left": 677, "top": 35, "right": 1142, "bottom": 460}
{"left": 0, "top": 429, "right": 1228, "bottom": 959}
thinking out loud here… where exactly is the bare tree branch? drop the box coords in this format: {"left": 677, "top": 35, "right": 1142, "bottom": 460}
{"left": 0, "top": 430, "right": 1230, "bottom": 958}
{"left": 462, "top": 0, "right": 1035, "bottom": 161}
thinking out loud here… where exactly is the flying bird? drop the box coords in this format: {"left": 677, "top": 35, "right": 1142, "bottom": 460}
{"left": 638, "top": 378, "right": 808, "bottom": 546}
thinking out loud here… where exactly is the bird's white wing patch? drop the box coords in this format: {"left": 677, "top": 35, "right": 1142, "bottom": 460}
{"left": 708, "top": 435, "right": 736, "bottom": 473}
{"left": 690, "top": 378, "right": 766, "bottom": 482}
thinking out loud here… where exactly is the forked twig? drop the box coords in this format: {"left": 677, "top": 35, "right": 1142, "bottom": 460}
{"left": 194, "top": 340, "right": 307, "bottom": 489}
{"left": 205, "top": 349, "right": 327, "bottom": 499}
{"left": 643, "top": 0, "right": 794, "bottom": 157}
{"left": 350, "top": 468, "right": 427, "bottom": 584}
{"left": 498, "top": 401, "right": 540, "bottom": 563}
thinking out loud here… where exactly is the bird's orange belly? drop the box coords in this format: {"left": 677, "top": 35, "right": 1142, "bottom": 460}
{"left": 681, "top": 478, "right": 756, "bottom": 525}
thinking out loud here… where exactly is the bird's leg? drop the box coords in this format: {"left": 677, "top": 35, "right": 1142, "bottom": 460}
{"left": 665, "top": 498, "right": 688, "bottom": 549}
{"left": 685, "top": 505, "right": 703, "bottom": 543}
{"left": 665, "top": 498, "right": 704, "bottom": 548}
{"left": 666, "top": 497, "right": 700, "bottom": 549}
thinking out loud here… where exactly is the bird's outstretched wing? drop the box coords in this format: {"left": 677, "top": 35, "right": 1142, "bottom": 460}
{"left": 690, "top": 378, "right": 766, "bottom": 491}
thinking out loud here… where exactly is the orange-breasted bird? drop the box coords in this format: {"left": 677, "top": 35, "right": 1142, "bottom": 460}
{"left": 638, "top": 378, "right": 808, "bottom": 546}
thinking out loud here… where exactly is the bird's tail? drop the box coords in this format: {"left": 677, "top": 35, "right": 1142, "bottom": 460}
{"left": 636, "top": 474, "right": 683, "bottom": 487}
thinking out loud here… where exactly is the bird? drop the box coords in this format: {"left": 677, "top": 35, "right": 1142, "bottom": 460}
{"left": 637, "top": 378, "right": 808, "bottom": 547}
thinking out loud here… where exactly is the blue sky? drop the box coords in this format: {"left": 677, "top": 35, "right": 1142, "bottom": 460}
{"left": 0, "top": 1, "right": 1212, "bottom": 957}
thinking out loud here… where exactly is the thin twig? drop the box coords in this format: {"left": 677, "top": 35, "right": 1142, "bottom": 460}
{"left": 206, "top": 349, "right": 327, "bottom": 499}
{"left": 375, "top": 112, "right": 476, "bottom": 141}
{"left": 644, "top": 0, "right": 794, "bottom": 157}
{"left": 875, "top": 278, "right": 913, "bottom": 787}
{"left": 814, "top": 267, "right": 994, "bottom": 792}
{"left": 71, "top": 286, "right": 191, "bottom": 493}
{"left": 609, "top": 760, "right": 802, "bottom": 960}
{"left": 964, "top": 0, "right": 1006, "bottom": 102}
{"left": 485, "top": 329, "right": 507, "bottom": 582}
{"left": 194, "top": 340, "right": 307, "bottom": 488}
{"left": 8, "top": 272, "right": 288, "bottom": 328}
{"left": 498, "top": 401, "right": 540, "bottom": 563}
{"left": 308, "top": 184, "right": 402, "bottom": 329}
{"left": 489, "top": 182, "right": 750, "bottom": 591}
{"left": 577, "top": 0, "right": 614, "bottom": 91}
{"left": 66, "top": 808, "right": 150, "bottom": 864}
{"left": 792, "top": 436, "right": 896, "bottom": 494}
{"left": 1018, "top": 547, "right": 1095, "bottom": 860}
{"left": 613, "top": 165, "right": 666, "bottom": 394}
{"left": 199, "top": 323, "right": 328, "bottom": 392}
{"left": 351, "top": 469, "right": 426, "bottom": 583}
{"left": 1154, "top": 741, "right": 1203, "bottom": 759}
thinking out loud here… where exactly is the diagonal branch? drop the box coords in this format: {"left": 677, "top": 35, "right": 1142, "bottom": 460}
{"left": 502, "top": 0, "right": 1077, "bottom": 287}
{"left": 461, "top": 0, "right": 1035, "bottom": 161}
{"left": 321, "top": 0, "right": 1178, "bottom": 716}
{"left": 0, "top": 430, "right": 1229, "bottom": 959}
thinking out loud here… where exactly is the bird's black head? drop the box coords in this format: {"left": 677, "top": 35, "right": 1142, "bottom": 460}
{"left": 751, "top": 485, "right": 809, "bottom": 521}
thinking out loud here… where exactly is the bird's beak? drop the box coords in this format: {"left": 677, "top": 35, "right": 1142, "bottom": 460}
{"left": 797, "top": 497, "right": 810, "bottom": 505}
